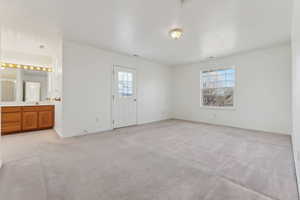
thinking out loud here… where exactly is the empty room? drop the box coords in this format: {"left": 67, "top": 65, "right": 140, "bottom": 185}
{"left": 1, "top": 0, "right": 300, "bottom": 200}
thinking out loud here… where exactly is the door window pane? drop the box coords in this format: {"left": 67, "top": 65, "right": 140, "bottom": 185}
{"left": 118, "top": 71, "right": 133, "bottom": 97}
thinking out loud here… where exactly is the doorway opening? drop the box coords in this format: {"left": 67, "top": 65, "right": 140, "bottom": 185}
{"left": 0, "top": 26, "right": 63, "bottom": 167}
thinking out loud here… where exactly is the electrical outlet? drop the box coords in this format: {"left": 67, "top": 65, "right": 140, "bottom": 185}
{"left": 82, "top": 129, "right": 88, "bottom": 135}
{"left": 95, "top": 115, "right": 102, "bottom": 128}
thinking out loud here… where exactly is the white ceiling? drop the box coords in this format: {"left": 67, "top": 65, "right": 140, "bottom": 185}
{"left": 0, "top": 0, "right": 292, "bottom": 65}
{"left": 1, "top": 26, "right": 60, "bottom": 57}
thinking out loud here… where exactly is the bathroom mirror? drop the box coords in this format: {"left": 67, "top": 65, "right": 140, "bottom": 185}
{"left": 0, "top": 67, "right": 50, "bottom": 103}
{"left": 0, "top": 69, "right": 17, "bottom": 101}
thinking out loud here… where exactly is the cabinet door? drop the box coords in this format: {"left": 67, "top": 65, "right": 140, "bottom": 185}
{"left": 38, "top": 111, "right": 54, "bottom": 129}
{"left": 22, "top": 112, "right": 38, "bottom": 131}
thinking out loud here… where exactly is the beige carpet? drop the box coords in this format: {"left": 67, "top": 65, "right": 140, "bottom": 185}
{"left": 0, "top": 120, "right": 298, "bottom": 200}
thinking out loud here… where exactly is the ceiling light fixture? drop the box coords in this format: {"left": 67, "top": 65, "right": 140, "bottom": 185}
{"left": 169, "top": 28, "right": 184, "bottom": 40}
{"left": 0, "top": 62, "right": 52, "bottom": 72}
{"left": 169, "top": 0, "right": 186, "bottom": 40}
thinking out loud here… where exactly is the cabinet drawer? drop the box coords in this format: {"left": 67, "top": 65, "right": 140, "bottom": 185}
{"left": 1, "top": 107, "right": 21, "bottom": 113}
{"left": 1, "top": 122, "right": 21, "bottom": 134}
{"left": 1, "top": 112, "right": 21, "bottom": 123}
{"left": 22, "top": 106, "right": 54, "bottom": 112}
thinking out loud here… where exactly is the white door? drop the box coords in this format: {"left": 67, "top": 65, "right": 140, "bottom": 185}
{"left": 112, "top": 66, "right": 137, "bottom": 128}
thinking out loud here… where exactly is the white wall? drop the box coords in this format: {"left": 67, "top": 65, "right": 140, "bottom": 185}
{"left": 52, "top": 40, "right": 63, "bottom": 137}
{"left": 172, "top": 44, "right": 292, "bottom": 134}
{"left": 1, "top": 50, "right": 52, "bottom": 67}
{"left": 62, "top": 41, "right": 171, "bottom": 137}
{"left": 291, "top": 0, "right": 300, "bottom": 194}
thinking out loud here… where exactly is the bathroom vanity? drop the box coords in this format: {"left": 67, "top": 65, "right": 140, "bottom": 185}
{"left": 1, "top": 105, "right": 54, "bottom": 135}
{"left": 0, "top": 62, "right": 58, "bottom": 135}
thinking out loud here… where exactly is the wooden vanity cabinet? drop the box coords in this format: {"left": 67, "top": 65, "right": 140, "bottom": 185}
{"left": 1, "top": 107, "right": 22, "bottom": 134}
{"left": 1, "top": 105, "right": 54, "bottom": 135}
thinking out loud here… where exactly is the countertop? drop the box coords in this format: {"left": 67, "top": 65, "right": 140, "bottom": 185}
{"left": 0, "top": 102, "right": 56, "bottom": 107}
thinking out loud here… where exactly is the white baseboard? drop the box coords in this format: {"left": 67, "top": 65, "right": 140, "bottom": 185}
{"left": 54, "top": 127, "right": 64, "bottom": 138}
{"left": 291, "top": 133, "right": 300, "bottom": 199}
{"left": 137, "top": 117, "right": 172, "bottom": 126}
{"left": 172, "top": 117, "right": 289, "bottom": 135}
{"left": 59, "top": 128, "right": 113, "bottom": 138}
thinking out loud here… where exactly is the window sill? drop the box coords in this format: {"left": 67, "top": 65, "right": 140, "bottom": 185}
{"left": 200, "top": 105, "right": 236, "bottom": 110}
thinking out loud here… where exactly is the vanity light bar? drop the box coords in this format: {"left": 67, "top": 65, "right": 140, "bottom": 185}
{"left": 0, "top": 62, "right": 53, "bottom": 72}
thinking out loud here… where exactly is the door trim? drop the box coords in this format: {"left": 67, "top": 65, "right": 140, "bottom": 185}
{"left": 111, "top": 65, "right": 138, "bottom": 129}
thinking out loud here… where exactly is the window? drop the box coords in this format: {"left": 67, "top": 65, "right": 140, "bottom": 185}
{"left": 118, "top": 71, "right": 133, "bottom": 97}
{"left": 200, "top": 67, "right": 235, "bottom": 108}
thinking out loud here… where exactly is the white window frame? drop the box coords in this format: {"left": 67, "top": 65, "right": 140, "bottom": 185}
{"left": 200, "top": 66, "right": 236, "bottom": 110}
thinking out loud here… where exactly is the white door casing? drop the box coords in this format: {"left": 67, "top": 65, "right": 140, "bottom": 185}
{"left": 112, "top": 66, "right": 137, "bottom": 128}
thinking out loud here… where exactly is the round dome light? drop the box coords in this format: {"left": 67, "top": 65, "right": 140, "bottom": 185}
{"left": 169, "top": 28, "right": 184, "bottom": 40}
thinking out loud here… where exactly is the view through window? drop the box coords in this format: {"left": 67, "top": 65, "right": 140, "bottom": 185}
{"left": 118, "top": 71, "right": 133, "bottom": 97}
{"left": 201, "top": 68, "right": 235, "bottom": 107}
